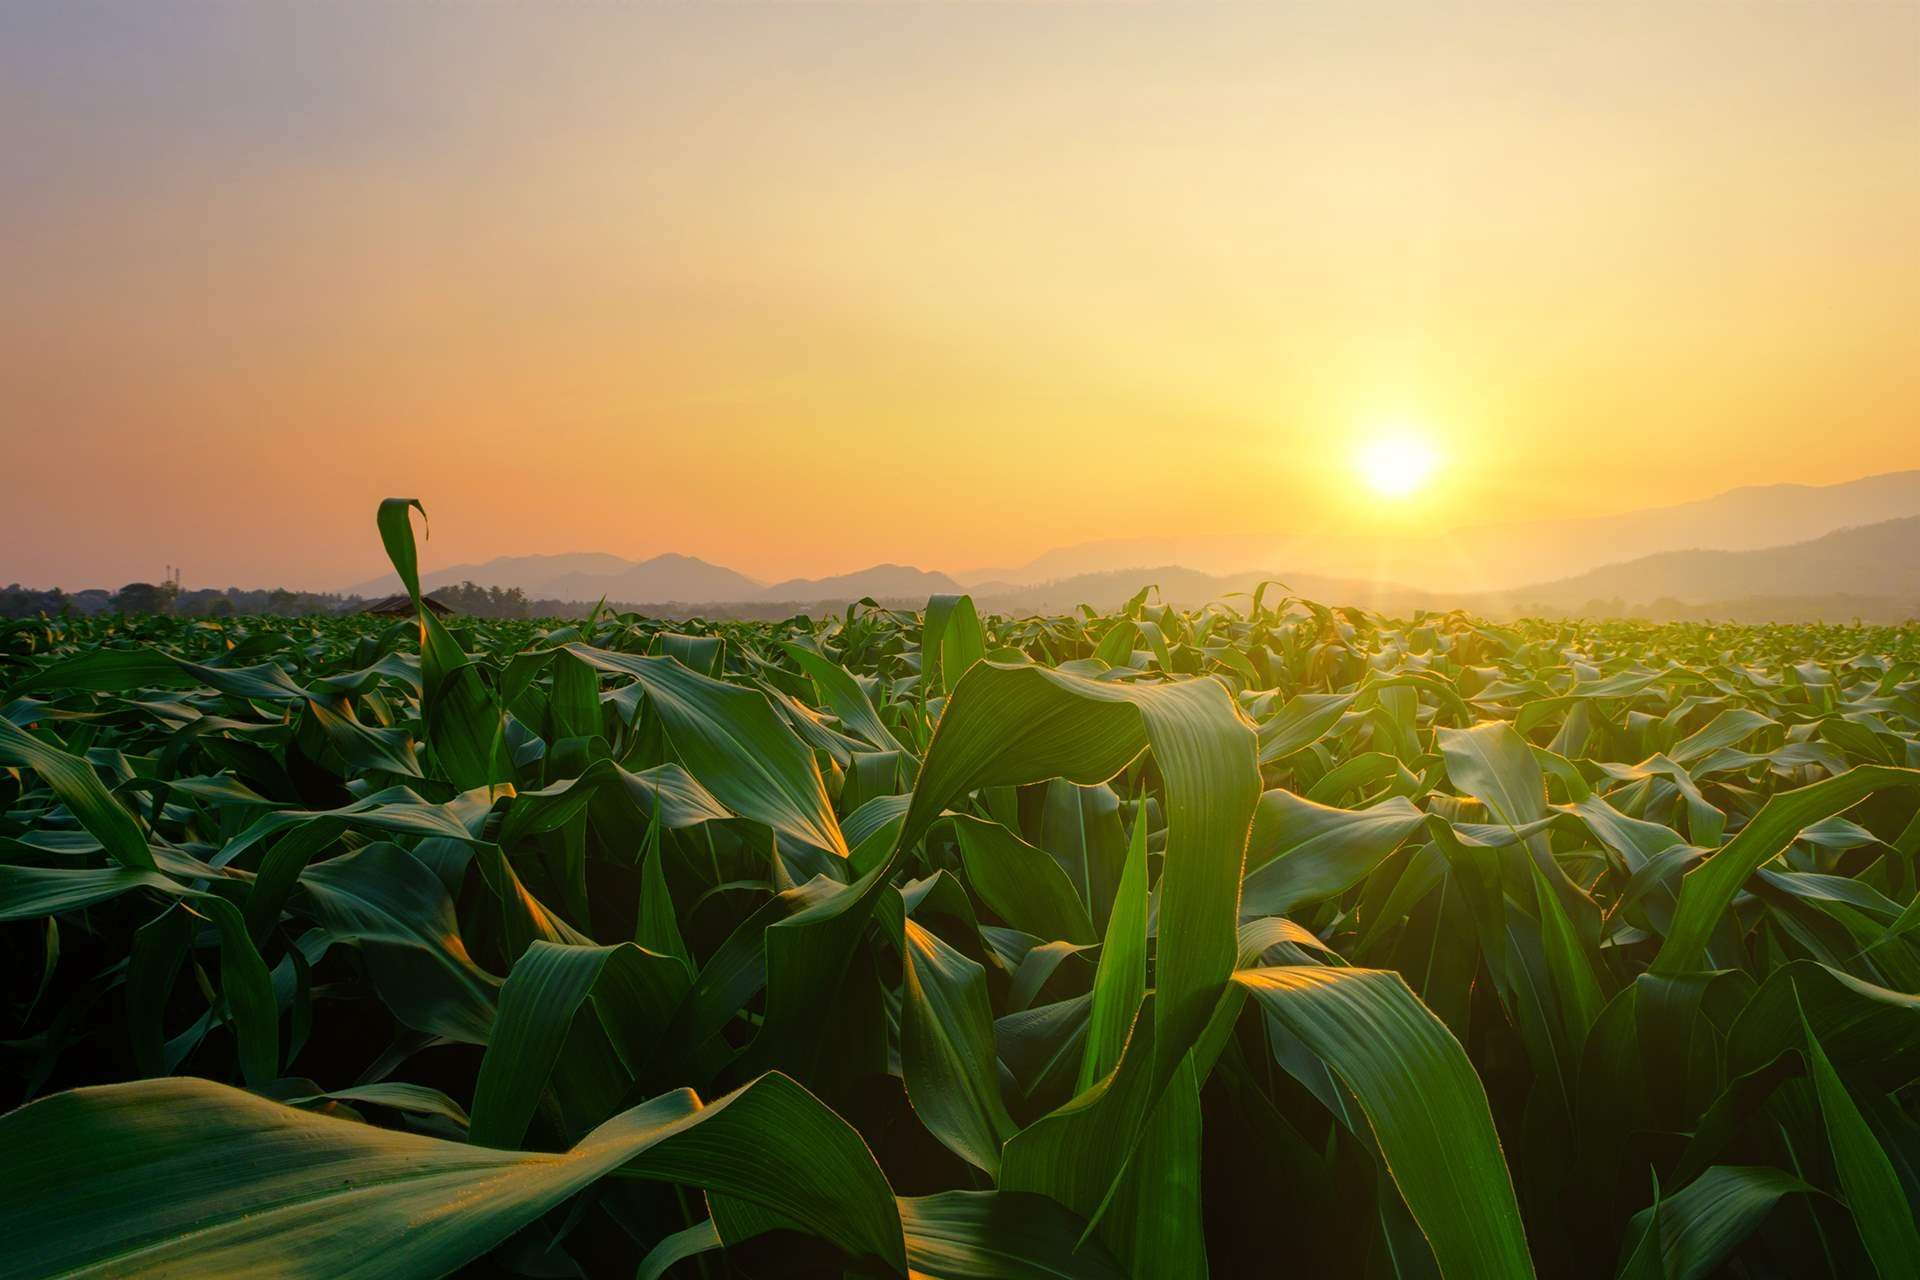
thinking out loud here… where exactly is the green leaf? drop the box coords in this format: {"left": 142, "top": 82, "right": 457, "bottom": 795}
{"left": 1079, "top": 799, "right": 1148, "bottom": 1092}
{"left": 1258, "top": 691, "right": 1358, "bottom": 764}
{"left": 568, "top": 643, "right": 849, "bottom": 859}
{"left": 1096, "top": 1052, "right": 1208, "bottom": 1276}
{"left": 1234, "top": 966, "right": 1534, "bottom": 1280}
{"left": 470, "top": 940, "right": 689, "bottom": 1149}
{"left": 952, "top": 815, "right": 1098, "bottom": 946}
{"left": 925, "top": 594, "right": 988, "bottom": 696}
{"left": 1528, "top": 857, "right": 1606, "bottom": 1055}
{"left": 900, "top": 1191, "right": 1130, "bottom": 1278}
{"left": 15, "top": 649, "right": 311, "bottom": 702}
{"left": 1240, "top": 792, "right": 1426, "bottom": 916}
{"left": 782, "top": 640, "right": 906, "bottom": 753}
{"left": 1799, "top": 990, "right": 1920, "bottom": 1280}
{"left": 898, "top": 662, "right": 1258, "bottom": 1092}
{"left": 0, "top": 1072, "right": 906, "bottom": 1278}
{"left": 375, "top": 497, "right": 428, "bottom": 604}
{"left": 1618, "top": 1166, "right": 1817, "bottom": 1280}
{"left": 1438, "top": 719, "right": 1546, "bottom": 827}
{"left": 635, "top": 813, "right": 693, "bottom": 971}
{"left": 0, "top": 863, "right": 178, "bottom": 921}
{"left": 902, "top": 917, "right": 1017, "bottom": 1174}
{"left": 297, "top": 843, "right": 500, "bottom": 1045}
{"left": 1656, "top": 766, "right": 1920, "bottom": 974}
{"left": 0, "top": 716, "right": 152, "bottom": 870}
{"left": 1726, "top": 961, "right": 1920, "bottom": 1087}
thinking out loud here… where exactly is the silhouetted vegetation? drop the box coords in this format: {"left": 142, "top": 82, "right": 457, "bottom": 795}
{"left": 433, "top": 580, "right": 533, "bottom": 618}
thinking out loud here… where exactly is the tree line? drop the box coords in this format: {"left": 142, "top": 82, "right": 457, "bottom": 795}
{"left": 0, "top": 579, "right": 538, "bottom": 620}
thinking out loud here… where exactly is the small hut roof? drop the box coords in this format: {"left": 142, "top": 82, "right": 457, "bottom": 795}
{"left": 360, "top": 593, "right": 455, "bottom": 617}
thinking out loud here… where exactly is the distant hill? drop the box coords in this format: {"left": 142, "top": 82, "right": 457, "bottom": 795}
{"left": 1428, "top": 470, "right": 1920, "bottom": 592}
{"left": 962, "top": 522, "right": 1920, "bottom": 620}
{"left": 957, "top": 536, "right": 1302, "bottom": 588}
{"left": 973, "top": 470, "right": 1920, "bottom": 593}
{"left": 758, "top": 564, "right": 962, "bottom": 602}
{"left": 538, "top": 555, "right": 765, "bottom": 604}
{"left": 971, "top": 567, "right": 1438, "bottom": 615}
{"left": 1488, "top": 515, "right": 1920, "bottom": 617}
{"left": 327, "top": 469, "right": 1920, "bottom": 620}
{"left": 346, "top": 553, "right": 959, "bottom": 607}
{"left": 325, "top": 525, "right": 1920, "bottom": 622}
{"left": 344, "top": 552, "right": 633, "bottom": 599}
{"left": 346, "top": 552, "right": 763, "bottom": 604}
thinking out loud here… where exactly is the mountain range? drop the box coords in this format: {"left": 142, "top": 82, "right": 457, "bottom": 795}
{"left": 1482, "top": 515, "right": 1920, "bottom": 615}
{"left": 954, "top": 470, "right": 1920, "bottom": 593}
{"left": 345, "top": 553, "right": 961, "bottom": 607}
{"left": 340, "top": 469, "right": 1920, "bottom": 619}
{"left": 952, "top": 516, "right": 1920, "bottom": 623}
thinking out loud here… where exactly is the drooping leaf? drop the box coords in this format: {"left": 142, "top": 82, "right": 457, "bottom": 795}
{"left": 1235, "top": 966, "right": 1534, "bottom": 1280}
{"left": 0, "top": 1073, "right": 906, "bottom": 1278}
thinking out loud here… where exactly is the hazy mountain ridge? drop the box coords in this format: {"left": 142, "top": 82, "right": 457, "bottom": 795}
{"left": 328, "top": 470, "right": 1920, "bottom": 619}
{"left": 961, "top": 469, "right": 1920, "bottom": 592}
{"left": 346, "top": 553, "right": 956, "bottom": 607}
{"left": 968, "top": 517, "right": 1920, "bottom": 619}
{"left": 759, "top": 564, "right": 962, "bottom": 601}
{"left": 536, "top": 554, "right": 764, "bottom": 604}
{"left": 1432, "top": 469, "right": 1920, "bottom": 592}
{"left": 969, "top": 567, "right": 1438, "bottom": 615}
{"left": 1484, "top": 515, "right": 1920, "bottom": 613}
{"left": 341, "top": 552, "right": 760, "bottom": 606}
{"left": 344, "top": 552, "right": 643, "bottom": 599}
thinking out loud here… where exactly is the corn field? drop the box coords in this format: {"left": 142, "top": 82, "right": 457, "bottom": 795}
{"left": 4, "top": 498, "right": 1919, "bottom": 1279}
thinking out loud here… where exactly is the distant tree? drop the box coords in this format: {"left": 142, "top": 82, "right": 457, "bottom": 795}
{"left": 112, "top": 582, "right": 176, "bottom": 614}
{"left": 0, "top": 583, "right": 69, "bottom": 619}
{"left": 436, "top": 580, "right": 531, "bottom": 619}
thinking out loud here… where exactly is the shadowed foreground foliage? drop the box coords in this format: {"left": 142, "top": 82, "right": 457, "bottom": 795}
{"left": 3, "top": 500, "right": 1919, "bottom": 1279}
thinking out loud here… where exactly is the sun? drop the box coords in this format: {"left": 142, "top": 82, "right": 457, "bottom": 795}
{"left": 1355, "top": 431, "right": 1439, "bottom": 499}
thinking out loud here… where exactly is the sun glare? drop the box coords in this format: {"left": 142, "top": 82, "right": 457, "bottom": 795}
{"left": 1356, "top": 432, "right": 1439, "bottom": 499}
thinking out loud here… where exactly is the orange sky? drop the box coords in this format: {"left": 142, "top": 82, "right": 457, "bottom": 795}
{"left": 3, "top": 1, "right": 1917, "bottom": 590}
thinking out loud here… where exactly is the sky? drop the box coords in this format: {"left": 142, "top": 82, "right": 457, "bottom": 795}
{"left": 3, "top": 0, "right": 1917, "bottom": 592}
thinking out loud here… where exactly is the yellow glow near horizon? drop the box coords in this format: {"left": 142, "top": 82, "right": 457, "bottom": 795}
{"left": 4, "top": 3, "right": 1920, "bottom": 591}
{"left": 1356, "top": 432, "right": 1439, "bottom": 499}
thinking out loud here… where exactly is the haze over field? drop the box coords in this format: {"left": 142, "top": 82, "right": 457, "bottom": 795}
{"left": 11, "top": 5, "right": 1920, "bottom": 1278}
{"left": 4, "top": 1, "right": 1919, "bottom": 601}
{"left": 326, "top": 469, "right": 1920, "bottom": 619}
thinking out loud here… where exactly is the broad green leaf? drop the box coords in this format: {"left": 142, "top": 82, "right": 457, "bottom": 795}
{"left": 567, "top": 643, "right": 849, "bottom": 859}
{"left": 1235, "top": 966, "right": 1534, "bottom": 1280}
{"left": 470, "top": 940, "right": 689, "bottom": 1149}
{"left": 1258, "top": 691, "right": 1358, "bottom": 764}
{"left": 1079, "top": 801, "right": 1148, "bottom": 1092}
{"left": 298, "top": 843, "right": 500, "bottom": 1044}
{"left": 898, "top": 662, "right": 1258, "bottom": 1091}
{"left": 899, "top": 1191, "right": 1129, "bottom": 1278}
{"left": 0, "top": 716, "right": 152, "bottom": 870}
{"left": 1799, "top": 992, "right": 1920, "bottom": 1279}
{"left": 1617, "top": 1166, "right": 1817, "bottom": 1280}
{"left": 1240, "top": 792, "right": 1426, "bottom": 916}
{"left": 924, "top": 594, "right": 987, "bottom": 696}
{"left": 952, "top": 815, "right": 1098, "bottom": 946}
{"left": 1438, "top": 719, "right": 1546, "bottom": 827}
{"left": 782, "top": 640, "right": 906, "bottom": 753}
{"left": 1656, "top": 766, "right": 1920, "bottom": 973}
{"left": 902, "top": 918, "right": 1017, "bottom": 1174}
{"left": 0, "top": 1072, "right": 905, "bottom": 1278}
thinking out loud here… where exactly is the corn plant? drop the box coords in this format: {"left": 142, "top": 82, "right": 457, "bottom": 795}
{"left": 2, "top": 499, "right": 1918, "bottom": 1278}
